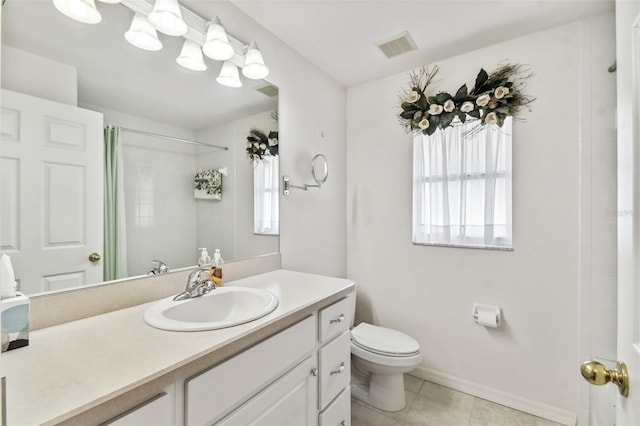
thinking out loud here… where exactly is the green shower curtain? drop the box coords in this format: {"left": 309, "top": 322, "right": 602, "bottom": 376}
{"left": 104, "top": 126, "right": 128, "bottom": 281}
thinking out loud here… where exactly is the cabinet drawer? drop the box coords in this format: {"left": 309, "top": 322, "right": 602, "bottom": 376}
{"left": 318, "top": 331, "right": 351, "bottom": 410}
{"left": 319, "top": 387, "right": 351, "bottom": 426}
{"left": 319, "top": 298, "right": 350, "bottom": 343}
{"left": 186, "top": 315, "right": 316, "bottom": 426}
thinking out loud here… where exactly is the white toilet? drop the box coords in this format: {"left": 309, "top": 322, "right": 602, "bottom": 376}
{"left": 346, "top": 293, "right": 422, "bottom": 412}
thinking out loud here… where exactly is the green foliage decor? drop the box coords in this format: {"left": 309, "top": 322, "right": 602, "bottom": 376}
{"left": 399, "top": 63, "right": 534, "bottom": 135}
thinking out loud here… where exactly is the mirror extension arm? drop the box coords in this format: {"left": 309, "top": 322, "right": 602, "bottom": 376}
{"left": 282, "top": 154, "right": 328, "bottom": 196}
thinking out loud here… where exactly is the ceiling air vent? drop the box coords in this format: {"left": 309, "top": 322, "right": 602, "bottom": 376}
{"left": 255, "top": 83, "right": 279, "bottom": 97}
{"left": 376, "top": 31, "right": 417, "bottom": 59}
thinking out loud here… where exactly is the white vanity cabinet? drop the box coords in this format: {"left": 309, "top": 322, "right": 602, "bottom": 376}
{"left": 184, "top": 297, "right": 353, "bottom": 426}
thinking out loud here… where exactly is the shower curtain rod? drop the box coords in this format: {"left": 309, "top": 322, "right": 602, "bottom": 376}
{"left": 109, "top": 126, "right": 228, "bottom": 150}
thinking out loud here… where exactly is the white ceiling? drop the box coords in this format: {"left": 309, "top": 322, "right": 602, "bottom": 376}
{"left": 232, "top": 0, "right": 615, "bottom": 87}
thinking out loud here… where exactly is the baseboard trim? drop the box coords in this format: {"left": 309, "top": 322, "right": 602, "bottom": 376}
{"left": 410, "top": 366, "right": 577, "bottom": 426}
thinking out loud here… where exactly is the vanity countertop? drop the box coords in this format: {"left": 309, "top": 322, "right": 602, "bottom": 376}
{"left": 2, "top": 269, "right": 354, "bottom": 426}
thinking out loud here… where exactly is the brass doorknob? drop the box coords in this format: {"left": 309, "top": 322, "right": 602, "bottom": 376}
{"left": 88, "top": 253, "right": 101, "bottom": 263}
{"left": 580, "top": 360, "right": 629, "bottom": 397}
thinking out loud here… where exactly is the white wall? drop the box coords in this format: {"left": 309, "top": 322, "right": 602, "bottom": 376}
{"left": 1, "top": 45, "right": 77, "bottom": 106}
{"left": 347, "top": 16, "right": 615, "bottom": 424}
{"left": 196, "top": 109, "right": 279, "bottom": 261}
{"left": 85, "top": 105, "right": 198, "bottom": 277}
{"left": 211, "top": 2, "right": 348, "bottom": 277}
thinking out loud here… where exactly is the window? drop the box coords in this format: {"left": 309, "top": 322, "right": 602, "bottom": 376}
{"left": 254, "top": 156, "right": 279, "bottom": 235}
{"left": 412, "top": 118, "right": 512, "bottom": 249}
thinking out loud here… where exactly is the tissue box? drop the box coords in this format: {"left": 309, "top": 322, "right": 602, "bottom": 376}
{"left": 1, "top": 293, "right": 29, "bottom": 352}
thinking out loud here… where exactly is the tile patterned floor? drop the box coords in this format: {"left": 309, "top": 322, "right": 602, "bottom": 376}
{"left": 351, "top": 375, "right": 564, "bottom": 426}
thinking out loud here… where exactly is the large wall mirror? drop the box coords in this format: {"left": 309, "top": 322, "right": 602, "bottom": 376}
{"left": 0, "top": 1, "right": 279, "bottom": 295}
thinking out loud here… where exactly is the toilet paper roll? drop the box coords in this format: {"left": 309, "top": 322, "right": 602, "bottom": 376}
{"left": 476, "top": 310, "right": 499, "bottom": 328}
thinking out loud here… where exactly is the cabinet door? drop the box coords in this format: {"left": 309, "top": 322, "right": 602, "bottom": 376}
{"left": 217, "top": 355, "right": 318, "bottom": 426}
{"left": 105, "top": 393, "right": 172, "bottom": 426}
{"left": 319, "top": 331, "right": 351, "bottom": 410}
{"left": 186, "top": 316, "right": 316, "bottom": 425}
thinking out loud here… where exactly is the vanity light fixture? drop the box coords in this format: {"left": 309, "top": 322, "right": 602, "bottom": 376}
{"left": 125, "top": 13, "right": 163, "bottom": 51}
{"left": 51, "top": 0, "right": 271, "bottom": 87}
{"left": 242, "top": 41, "right": 269, "bottom": 80}
{"left": 147, "top": 0, "right": 187, "bottom": 36}
{"left": 216, "top": 61, "right": 242, "bottom": 88}
{"left": 176, "top": 40, "right": 207, "bottom": 71}
{"left": 202, "top": 17, "right": 235, "bottom": 61}
{"left": 53, "top": 0, "right": 102, "bottom": 24}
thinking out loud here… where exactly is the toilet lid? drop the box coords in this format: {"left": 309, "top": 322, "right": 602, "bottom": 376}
{"left": 351, "top": 323, "right": 420, "bottom": 357}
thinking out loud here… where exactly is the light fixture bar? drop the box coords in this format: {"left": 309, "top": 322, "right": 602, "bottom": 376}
{"left": 120, "top": 0, "right": 247, "bottom": 69}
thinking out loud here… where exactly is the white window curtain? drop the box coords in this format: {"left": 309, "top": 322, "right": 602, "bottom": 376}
{"left": 412, "top": 118, "right": 512, "bottom": 249}
{"left": 254, "top": 155, "right": 280, "bottom": 235}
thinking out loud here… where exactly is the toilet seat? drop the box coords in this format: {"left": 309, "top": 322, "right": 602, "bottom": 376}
{"left": 351, "top": 323, "right": 420, "bottom": 357}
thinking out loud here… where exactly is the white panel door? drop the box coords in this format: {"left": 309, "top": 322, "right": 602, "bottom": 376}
{"left": 616, "top": 2, "right": 640, "bottom": 425}
{"left": 0, "top": 89, "right": 103, "bottom": 293}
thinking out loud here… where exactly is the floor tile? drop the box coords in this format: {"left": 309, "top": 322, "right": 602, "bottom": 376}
{"left": 404, "top": 392, "right": 473, "bottom": 426}
{"left": 404, "top": 373, "right": 424, "bottom": 393}
{"left": 351, "top": 380, "right": 566, "bottom": 426}
{"left": 351, "top": 399, "right": 403, "bottom": 426}
{"left": 352, "top": 390, "right": 418, "bottom": 424}
{"left": 419, "top": 381, "right": 475, "bottom": 412}
{"left": 469, "top": 398, "right": 537, "bottom": 426}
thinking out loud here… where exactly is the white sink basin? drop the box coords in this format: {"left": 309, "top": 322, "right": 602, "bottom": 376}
{"left": 144, "top": 287, "right": 279, "bottom": 331}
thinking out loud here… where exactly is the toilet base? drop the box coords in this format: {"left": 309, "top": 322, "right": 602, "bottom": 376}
{"left": 351, "top": 370, "right": 407, "bottom": 412}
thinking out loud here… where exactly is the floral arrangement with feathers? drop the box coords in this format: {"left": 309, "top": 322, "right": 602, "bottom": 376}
{"left": 398, "top": 63, "right": 534, "bottom": 135}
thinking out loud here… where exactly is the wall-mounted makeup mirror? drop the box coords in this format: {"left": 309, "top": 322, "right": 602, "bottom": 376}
{"left": 282, "top": 153, "right": 329, "bottom": 196}
{"left": 311, "top": 154, "right": 329, "bottom": 186}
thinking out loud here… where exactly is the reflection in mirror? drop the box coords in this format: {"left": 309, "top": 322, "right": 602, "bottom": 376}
{"left": 0, "top": 1, "right": 279, "bottom": 295}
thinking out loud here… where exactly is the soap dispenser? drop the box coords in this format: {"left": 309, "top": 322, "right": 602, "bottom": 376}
{"left": 211, "top": 249, "right": 223, "bottom": 286}
{"left": 197, "top": 248, "right": 211, "bottom": 266}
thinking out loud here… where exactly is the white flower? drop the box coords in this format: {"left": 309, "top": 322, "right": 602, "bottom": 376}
{"left": 476, "top": 94, "right": 491, "bottom": 107}
{"left": 259, "top": 143, "right": 267, "bottom": 150}
{"left": 268, "top": 138, "right": 278, "bottom": 146}
{"left": 485, "top": 112, "right": 498, "bottom": 125}
{"left": 460, "top": 101, "right": 474, "bottom": 113}
{"left": 494, "top": 86, "right": 510, "bottom": 99}
{"left": 253, "top": 142, "right": 259, "bottom": 148}
{"left": 443, "top": 99, "right": 455, "bottom": 112}
{"left": 253, "top": 154, "right": 260, "bottom": 160}
{"left": 418, "top": 118, "right": 430, "bottom": 129}
{"left": 407, "top": 90, "right": 421, "bottom": 103}
{"left": 428, "top": 104, "right": 443, "bottom": 115}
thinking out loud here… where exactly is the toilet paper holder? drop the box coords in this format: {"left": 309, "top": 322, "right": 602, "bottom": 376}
{"left": 472, "top": 303, "right": 501, "bottom": 328}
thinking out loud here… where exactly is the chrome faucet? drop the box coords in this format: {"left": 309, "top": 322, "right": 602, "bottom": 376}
{"left": 173, "top": 267, "right": 216, "bottom": 301}
{"left": 148, "top": 260, "right": 169, "bottom": 275}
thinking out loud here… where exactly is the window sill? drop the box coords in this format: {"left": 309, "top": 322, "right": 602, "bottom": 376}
{"left": 412, "top": 241, "right": 513, "bottom": 251}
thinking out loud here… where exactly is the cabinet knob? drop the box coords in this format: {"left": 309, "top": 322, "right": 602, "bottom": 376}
{"left": 310, "top": 368, "right": 318, "bottom": 377}
{"left": 330, "top": 362, "right": 345, "bottom": 376}
{"left": 330, "top": 314, "right": 345, "bottom": 324}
